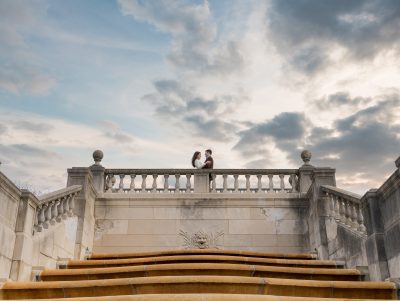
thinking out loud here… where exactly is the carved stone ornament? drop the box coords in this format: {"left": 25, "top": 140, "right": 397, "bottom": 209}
{"left": 179, "top": 230, "right": 224, "bottom": 249}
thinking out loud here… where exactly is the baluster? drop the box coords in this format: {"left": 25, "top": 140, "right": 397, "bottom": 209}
{"left": 106, "top": 174, "right": 115, "bottom": 192}
{"left": 175, "top": 174, "right": 180, "bottom": 193}
{"left": 350, "top": 202, "right": 358, "bottom": 229}
{"left": 37, "top": 205, "right": 45, "bottom": 232}
{"left": 289, "top": 174, "right": 298, "bottom": 192}
{"left": 339, "top": 197, "right": 346, "bottom": 224}
{"left": 44, "top": 202, "right": 53, "bottom": 229}
{"left": 110, "top": 175, "right": 116, "bottom": 192}
{"left": 357, "top": 204, "right": 367, "bottom": 233}
{"left": 164, "top": 175, "right": 169, "bottom": 193}
{"left": 268, "top": 174, "right": 274, "bottom": 192}
{"left": 186, "top": 174, "right": 191, "bottom": 193}
{"left": 327, "top": 193, "right": 334, "bottom": 217}
{"left": 129, "top": 174, "right": 136, "bottom": 193}
{"left": 118, "top": 175, "right": 125, "bottom": 192}
{"left": 245, "top": 175, "right": 251, "bottom": 193}
{"left": 152, "top": 174, "right": 158, "bottom": 193}
{"left": 257, "top": 175, "right": 262, "bottom": 193}
{"left": 68, "top": 194, "right": 76, "bottom": 216}
{"left": 33, "top": 209, "right": 39, "bottom": 232}
{"left": 211, "top": 174, "right": 217, "bottom": 192}
{"left": 56, "top": 197, "right": 64, "bottom": 222}
{"left": 345, "top": 200, "right": 352, "bottom": 226}
{"left": 141, "top": 175, "right": 147, "bottom": 192}
{"left": 233, "top": 175, "right": 239, "bottom": 193}
{"left": 222, "top": 174, "right": 228, "bottom": 192}
{"left": 279, "top": 174, "right": 285, "bottom": 192}
{"left": 63, "top": 197, "right": 70, "bottom": 219}
{"left": 50, "top": 200, "right": 59, "bottom": 225}
{"left": 333, "top": 195, "right": 341, "bottom": 221}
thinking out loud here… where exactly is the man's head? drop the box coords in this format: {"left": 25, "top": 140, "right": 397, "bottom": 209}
{"left": 205, "top": 149, "right": 212, "bottom": 158}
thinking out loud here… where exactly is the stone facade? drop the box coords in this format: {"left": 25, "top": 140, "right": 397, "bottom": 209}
{"left": 1, "top": 151, "right": 399, "bottom": 284}
{"left": 93, "top": 194, "right": 309, "bottom": 253}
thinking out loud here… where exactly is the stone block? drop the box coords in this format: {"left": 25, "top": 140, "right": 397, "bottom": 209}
{"left": 180, "top": 207, "right": 226, "bottom": 220}
{"left": 178, "top": 219, "right": 228, "bottom": 234}
{"left": 0, "top": 255, "right": 11, "bottom": 278}
{"left": 260, "top": 208, "right": 301, "bottom": 220}
{"left": 128, "top": 220, "right": 177, "bottom": 235}
{"left": 153, "top": 207, "right": 180, "bottom": 219}
{"left": 251, "top": 235, "right": 277, "bottom": 247}
{"left": 388, "top": 255, "right": 400, "bottom": 278}
{"left": 223, "top": 235, "right": 253, "bottom": 247}
{"left": 276, "top": 220, "right": 307, "bottom": 235}
{"left": 99, "top": 234, "right": 178, "bottom": 247}
{"left": 228, "top": 220, "right": 276, "bottom": 235}
{"left": 0, "top": 226, "right": 16, "bottom": 259}
{"left": 103, "top": 207, "right": 154, "bottom": 220}
{"left": 276, "top": 234, "right": 306, "bottom": 247}
{"left": 226, "top": 208, "right": 252, "bottom": 220}
{"left": 39, "top": 233, "right": 54, "bottom": 258}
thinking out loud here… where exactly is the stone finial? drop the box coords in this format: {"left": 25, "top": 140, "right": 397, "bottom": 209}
{"left": 301, "top": 150, "right": 312, "bottom": 165}
{"left": 395, "top": 156, "right": 400, "bottom": 169}
{"left": 92, "top": 150, "right": 104, "bottom": 165}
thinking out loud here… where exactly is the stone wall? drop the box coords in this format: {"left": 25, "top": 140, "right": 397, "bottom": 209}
{"left": 93, "top": 194, "right": 309, "bottom": 253}
{"left": 0, "top": 172, "right": 20, "bottom": 279}
{"left": 362, "top": 158, "right": 400, "bottom": 280}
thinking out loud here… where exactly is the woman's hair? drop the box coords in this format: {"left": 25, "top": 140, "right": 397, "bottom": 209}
{"left": 191, "top": 151, "right": 200, "bottom": 167}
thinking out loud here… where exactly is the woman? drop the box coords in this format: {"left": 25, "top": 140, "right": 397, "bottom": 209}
{"left": 192, "top": 151, "right": 205, "bottom": 169}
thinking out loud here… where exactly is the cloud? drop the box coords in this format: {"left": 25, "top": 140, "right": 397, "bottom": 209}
{"left": 142, "top": 79, "right": 245, "bottom": 141}
{"left": 314, "top": 92, "right": 372, "bottom": 110}
{"left": 12, "top": 120, "right": 53, "bottom": 133}
{"left": 118, "top": 0, "right": 244, "bottom": 75}
{"left": 0, "top": 0, "right": 56, "bottom": 95}
{"left": 234, "top": 112, "right": 307, "bottom": 160}
{"left": 267, "top": 0, "right": 400, "bottom": 75}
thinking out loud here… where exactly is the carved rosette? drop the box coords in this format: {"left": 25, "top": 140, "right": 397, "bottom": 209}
{"left": 179, "top": 230, "right": 224, "bottom": 249}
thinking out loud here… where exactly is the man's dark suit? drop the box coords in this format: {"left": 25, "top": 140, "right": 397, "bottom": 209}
{"left": 203, "top": 156, "right": 214, "bottom": 182}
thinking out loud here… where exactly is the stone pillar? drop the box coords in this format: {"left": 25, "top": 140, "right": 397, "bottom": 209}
{"left": 67, "top": 167, "right": 97, "bottom": 259}
{"left": 308, "top": 167, "right": 336, "bottom": 259}
{"left": 361, "top": 190, "right": 390, "bottom": 280}
{"left": 298, "top": 150, "right": 314, "bottom": 193}
{"left": 90, "top": 150, "right": 105, "bottom": 193}
{"left": 194, "top": 171, "right": 209, "bottom": 193}
{"left": 10, "top": 191, "right": 38, "bottom": 280}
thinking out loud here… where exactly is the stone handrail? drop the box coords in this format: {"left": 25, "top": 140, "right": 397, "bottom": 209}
{"left": 104, "top": 169, "right": 299, "bottom": 194}
{"left": 34, "top": 185, "right": 82, "bottom": 232}
{"left": 320, "top": 185, "right": 366, "bottom": 235}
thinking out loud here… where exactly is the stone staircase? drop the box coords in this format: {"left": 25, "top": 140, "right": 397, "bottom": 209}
{"left": 0, "top": 249, "right": 397, "bottom": 300}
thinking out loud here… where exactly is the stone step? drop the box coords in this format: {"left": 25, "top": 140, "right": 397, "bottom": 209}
{"left": 0, "top": 295, "right": 396, "bottom": 301}
{"left": 0, "top": 276, "right": 396, "bottom": 300}
{"left": 88, "top": 250, "right": 317, "bottom": 260}
{"left": 64, "top": 255, "right": 343, "bottom": 270}
{"left": 40, "top": 263, "right": 362, "bottom": 282}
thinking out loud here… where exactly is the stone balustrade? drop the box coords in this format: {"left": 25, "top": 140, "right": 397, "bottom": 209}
{"left": 104, "top": 169, "right": 299, "bottom": 194}
{"left": 34, "top": 185, "right": 82, "bottom": 232}
{"left": 320, "top": 185, "right": 366, "bottom": 235}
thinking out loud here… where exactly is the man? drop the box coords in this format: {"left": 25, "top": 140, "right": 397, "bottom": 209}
{"left": 202, "top": 149, "right": 214, "bottom": 182}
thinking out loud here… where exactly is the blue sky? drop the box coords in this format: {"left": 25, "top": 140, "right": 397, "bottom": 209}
{"left": 0, "top": 0, "right": 399, "bottom": 194}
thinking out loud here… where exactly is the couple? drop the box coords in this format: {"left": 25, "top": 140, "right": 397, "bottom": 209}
{"left": 191, "top": 149, "right": 214, "bottom": 170}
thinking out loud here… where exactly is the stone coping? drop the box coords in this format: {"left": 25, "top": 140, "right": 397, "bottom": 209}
{"left": 40, "top": 262, "right": 362, "bottom": 282}
{"left": 64, "top": 255, "right": 342, "bottom": 269}
{"left": 88, "top": 249, "right": 316, "bottom": 260}
{"left": 0, "top": 276, "right": 396, "bottom": 300}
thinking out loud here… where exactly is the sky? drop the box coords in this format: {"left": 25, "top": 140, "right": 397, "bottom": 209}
{"left": 0, "top": 0, "right": 399, "bottom": 194}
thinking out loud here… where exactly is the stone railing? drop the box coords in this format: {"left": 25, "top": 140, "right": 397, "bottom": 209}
{"left": 34, "top": 185, "right": 82, "bottom": 232}
{"left": 320, "top": 185, "right": 366, "bottom": 235}
{"left": 104, "top": 169, "right": 299, "bottom": 194}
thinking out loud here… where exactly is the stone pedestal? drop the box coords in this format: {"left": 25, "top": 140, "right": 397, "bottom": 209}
{"left": 194, "top": 172, "right": 209, "bottom": 193}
